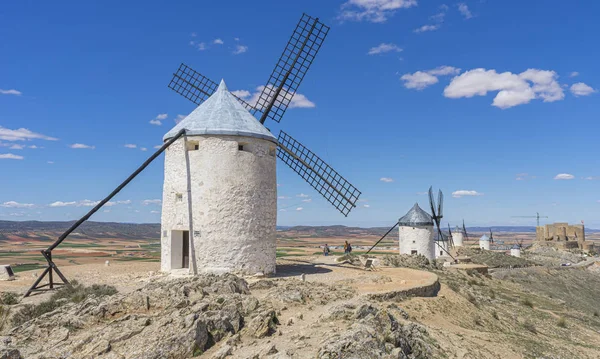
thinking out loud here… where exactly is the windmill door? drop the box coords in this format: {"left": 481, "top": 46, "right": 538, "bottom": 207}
{"left": 182, "top": 231, "right": 190, "bottom": 269}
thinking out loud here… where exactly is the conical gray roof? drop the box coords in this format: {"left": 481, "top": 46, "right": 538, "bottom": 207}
{"left": 480, "top": 234, "right": 490, "bottom": 241}
{"left": 398, "top": 203, "right": 433, "bottom": 226}
{"left": 163, "top": 80, "right": 277, "bottom": 143}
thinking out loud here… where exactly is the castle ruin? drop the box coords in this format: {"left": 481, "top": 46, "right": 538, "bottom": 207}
{"left": 535, "top": 222, "right": 595, "bottom": 251}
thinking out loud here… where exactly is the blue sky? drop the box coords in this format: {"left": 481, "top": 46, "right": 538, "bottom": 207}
{"left": 1, "top": 0, "right": 599, "bottom": 228}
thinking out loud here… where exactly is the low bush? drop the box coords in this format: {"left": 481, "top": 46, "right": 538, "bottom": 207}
{"left": 0, "top": 292, "right": 18, "bottom": 305}
{"left": 11, "top": 280, "right": 117, "bottom": 327}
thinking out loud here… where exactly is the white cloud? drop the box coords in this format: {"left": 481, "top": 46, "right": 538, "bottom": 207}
{"left": 103, "top": 210, "right": 110, "bottom": 213}
{"left": 368, "top": 43, "right": 402, "bottom": 55}
{"left": 277, "top": 183, "right": 282, "bottom": 187}
{"left": 233, "top": 45, "right": 248, "bottom": 55}
{"left": 457, "top": 3, "right": 473, "bottom": 19}
{"left": 0, "top": 126, "right": 58, "bottom": 141}
{"left": 570, "top": 72, "right": 579, "bottom": 78}
{"left": 416, "top": 191, "right": 428, "bottom": 195}
{"left": 140, "top": 147, "right": 147, "bottom": 152}
{"left": 0, "top": 153, "right": 24, "bottom": 160}
{"left": 233, "top": 85, "right": 315, "bottom": 109}
{"left": 142, "top": 199, "right": 162, "bottom": 205}
{"left": 363, "top": 204, "right": 370, "bottom": 208}
{"left": 570, "top": 82, "right": 596, "bottom": 97}
{"left": 338, "top": 0, "right": 417, "bottom": 23}
{"left": 9, "top": 144, "right": 24, "bottom": 150}
{"left": 117, "top": 200, "right": 131, "bottom": 205}
{"left": 197, "top": 42, "right": 207, "bottom": 51}
{"left": 302, "top": 198, "right": 312, "bottom": 203}
{"left": 70, "top": 143, "right": 95, "bottom": 149}
{"left": 1, "top": 201, "right": 34, "bottom": 208}
{"left": 452, "top": 190, "right": 483, "bottom": 198}
{"left": 234, "top": 37, "right": 240, "bottom": 42}
{"left": 124, "top": 144, "right": 137, "bottom": 149}
{"left": 154, "top": 145, "right": 162, "bottom": 149}
{"left": 414, "top": 24, "right": 440, "bottom": 33}
{"left": 443, "top": 68, "right": 565, "bottom": 109}
{"left": 28, "top": 145, "right": 40, "bottom": 149}
{"left": 278, "top": 196, "right": 290, "bottom": 200}
{"left": 297, "top": 193, "right": 310, "bottom": 198}
{"left": 49, "top": 201, "right": 77, "bottom": 207}
{"left": 0, "top": 89, "right": 22, "bottom": 96}
{"left": 401, "top": 66, "right": 460, "bottom": 90}
{"left": 279, "top": 209, "right": 287, "bottom": 212}
{"left": 554, "top": 173, "right": 574, "bottom": 180}
{"left": 150, "top": 210, "right": 160, "bottom": 214}
{"left": 191, "top": 32, "right": 197, "bottom": 37}
{"left": 380, "top": 177, "right": 394, "bottom": 183}
{"left": 584, "top": 176, "right": 599, "bottom": 180}
{"left": 150, "top": 113, "right": 168, "bottom": 126}
{"left": 214, "top": 38, "right": 224, "bottom": 45}
{"left": 47, "top": 161, "right": 54, "bottom": 164}
{"left": 296, "top": 207, "right": 303, "bottom": 211}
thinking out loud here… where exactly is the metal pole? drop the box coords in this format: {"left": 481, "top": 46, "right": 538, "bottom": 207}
{"left": 366, "top": 222, "right": 399, "bottom": 255}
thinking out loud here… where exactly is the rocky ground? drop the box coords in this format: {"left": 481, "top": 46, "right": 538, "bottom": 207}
{"left": 1, "top": 251, "right": 599, "bottom": 358}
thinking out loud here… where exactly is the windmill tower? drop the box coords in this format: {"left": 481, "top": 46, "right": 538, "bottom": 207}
{"left": 510, "top": 238, "right": 523, "bottom": 257}
{"left": 161, "top": 14, "right": 361, "bottom": 275}
{"left": 398, "top": 203, "right": 435, "bottom": 260}
{"left": 452, "top": 224, "right": 464, "bottom": 247}
{"left": 479, "top": 234, "right": 491, "bottom": 250}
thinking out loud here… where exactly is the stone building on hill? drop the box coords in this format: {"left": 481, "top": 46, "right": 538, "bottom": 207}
{"left": 535, "top": 222, "right": 595, "bottom": 251}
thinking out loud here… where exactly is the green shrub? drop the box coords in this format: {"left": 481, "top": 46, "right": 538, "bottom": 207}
{"left": 0, "top": 292, "right": 18, "bottom": 305}
{"left": 521, "top": 298, "right": 534, "bottom": 308}
{"left": 557, "top": 317, "right": 567, "bottom": 328}
{"left": 523, "top": 320, "right": 537, "bottom": 334}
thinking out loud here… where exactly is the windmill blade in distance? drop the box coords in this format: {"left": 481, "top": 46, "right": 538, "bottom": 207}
{"left": 463, "top": 219, "right": 469, "bottom": 241}
{"left": 277, "top": 130, "right": 361, "bottom": 216}
{"left": 255, "top": 13, "right": 330, "bottom": 124}
{"left": 428, "top": 186, "right": 436, "bottom": 218}
{"left": 168, "top": 63, "right": 257, "bottom": 112}
{"left": 437, "top": 190, "right": 444, "bottom": 219}
{"left": 448, "top": 223, "right": 454, "bottom": 248}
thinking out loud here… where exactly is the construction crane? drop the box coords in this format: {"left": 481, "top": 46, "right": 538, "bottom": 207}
{"left": 511, "top": 212, "right": 548, "bottom": 227}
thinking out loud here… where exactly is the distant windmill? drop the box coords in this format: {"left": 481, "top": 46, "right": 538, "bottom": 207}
{"left": 167, "top": 13, "right": 361, "bottom": 217}
{"left": 489, "top": 228, "right": 494, "bottom": 244}
{"left": 512, "top": 212, "right": 548, "bottom": 226}
{"left": 462, "top": 219, "right": 470, "bottom": 243}
{"left": 428, "top": 187, "right": 455, "bottom": 259}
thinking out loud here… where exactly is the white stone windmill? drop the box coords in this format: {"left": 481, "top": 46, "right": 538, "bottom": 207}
{"left": 161, "top": 13, "right": 361, "bottom": 275}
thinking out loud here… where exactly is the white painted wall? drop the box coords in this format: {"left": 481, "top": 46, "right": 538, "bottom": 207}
{"left": 510, "top": 248, "right": 521, "bottom": 257}
{"left": 453, "top": 232, "right": 464, "bottom": 247}
{"left": 479, "top": 240, "right": 490, "bottom": 250}
{"left": 161, "top": 135, "right": 277, "bottom": 275}
{"left": 398, "top": 225, "right": 435, "bottom": 260}
{"left": 435, "top": 240, "right": 449, "bottom": 259}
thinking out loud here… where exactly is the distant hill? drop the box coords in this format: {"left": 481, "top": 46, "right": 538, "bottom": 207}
{"left": 0, "top": 221, "right": 596, "bottom": 242}
{"left": 0, "top": 220, "right": 160, "bottom": 241}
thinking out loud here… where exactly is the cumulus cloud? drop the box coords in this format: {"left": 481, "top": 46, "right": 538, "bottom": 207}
{"left": 9, "top": 144, "right": 24, "bottom": 150}
{"left": 150, "top": 210, "right": 160, "bottom": 214}
{"left": 0, "top": 153, "right": 24, "bottom": 160}
{"left": 380, "top": 177, "right": 394, "bottom": 183}
{"left": 363, "top": 204, "right": 370, "bottom": 208}
{"left": 367, "top": 43, "right": 402, "bottom": 55}
{"left": 297, "top": 193, "right": 310, "bottom": 198}
{"left": 515, "top": 173, "right": 536, "bottom": 181}
{"left": 124, "top": 144, "right": 137, "bottom": 149}
{"left": 233, "top": 45, "right": 248, "bottom": 55}
{"left": 1, "top": 201, "right": 34, "bottom": 208}
{"left": 142, "top": 199, "right": 162, "bottom": 205}
{"left": 302, "top": 198, "right": 312, "bottom": 203}
{"left": 70, "top": 143, "right": 95, "bottom": 149}
{"left": 443, "top": 68, "right": 565, "bottom": 109}
{"left": 140, "top": 147, "right": 147, "bottom": 151}
{"left": 570, "top": 83, "right": 596, "bottom": 97}
{"left": 338, "top": 0, "right": 417, "bottom": 23}
{"left": 401, "top": 66, "right": 460, "bottom": 90}
{"left": 214, "top": 38, "right": 224, "bottom": 45}
{"left": 570, "top": 72, "right": 579, "bottom": 78}
{"left": 233, "top": 85, "right": 315, "bottom": 109}
{"left": 452, "top": 190, "right": 483, "bottom": 198}
{"left": 47, "top": 161, "right": 54, "bottom": 164}
{"left": 49, "top": 201, "right": 77, "bottom": 207}
{"left": 48, "top": 199, "right": 130, "bottom": 208}
{"left": 457, "top": 3, "right": 473, "bottom": 19}
{"left": 0, "top": 89, "right": 22, "bottom": 95}
{"left": 414, "top": 25, "right": 440, "bottom": 33}
{"left": 554, "top": 173, "right": 574, "bottom": 180}
{"left": 296, "top": 207, "right": 303, "bottom": 211}
{"left": 278, "top": 196, "right": 290, "bottom": 200}
{"left": 0, "top": 126, "right": 58, "bottom": 142}
{"left": 150, "top": 113, "right": 168, "bottom": 126}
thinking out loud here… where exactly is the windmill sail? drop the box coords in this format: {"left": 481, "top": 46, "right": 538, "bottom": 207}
{"left": 277, "top": 131, "right": 360, "bottom": 216}
{"left": 255, "top": 13, "right": 330, "bottom": 124}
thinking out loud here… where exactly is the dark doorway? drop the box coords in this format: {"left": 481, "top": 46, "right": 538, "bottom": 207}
{"left": 182, "top": 230, "right": 189, "bottom": 269}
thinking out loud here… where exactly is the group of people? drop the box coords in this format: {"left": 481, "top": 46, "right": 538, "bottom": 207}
{"left": 322, "top": 241, "right": 352, "bottom": 256}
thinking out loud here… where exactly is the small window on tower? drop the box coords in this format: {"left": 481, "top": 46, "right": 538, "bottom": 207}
{"left": 238, "top": 144, "right": 244, "bottom": 151}
{"left": 411, "top": 250, "right": 418, "bottom": 255}
{"left": 238, "top": 142, "right": 249, "bottom": 152}
{"left": 412, "top": 240, "right": 416, "bottom": 244}
{"left": 194, "top": 144, "right": 199, "bottom": 150}
{"left": 176, "top": 193, "right": 183, "bottom": 202}
{"left": 186, "top": 141, "right": 199, "bottom": 151}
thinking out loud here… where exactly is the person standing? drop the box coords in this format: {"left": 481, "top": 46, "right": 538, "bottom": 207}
{"left": 323, "top": 243, "right": 330, "bottom": 256}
